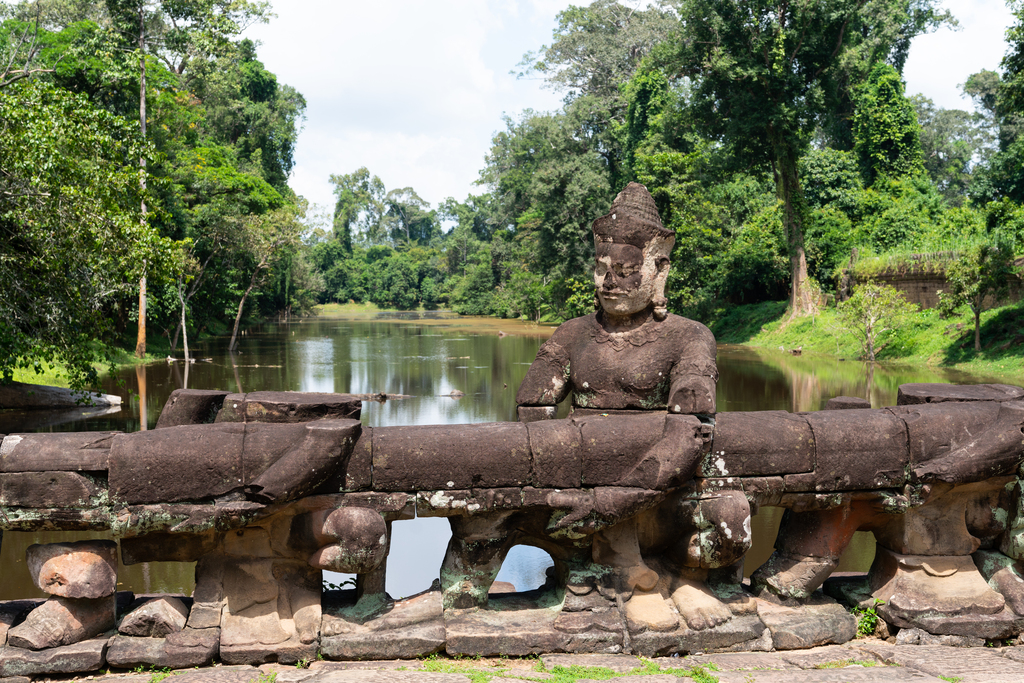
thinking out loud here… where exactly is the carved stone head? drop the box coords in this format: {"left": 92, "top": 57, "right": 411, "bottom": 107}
{"left": 592, "top": 183, "right": 674, "bottom": 320}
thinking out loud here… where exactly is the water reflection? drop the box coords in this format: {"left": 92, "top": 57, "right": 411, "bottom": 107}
{"left": 0, "top": 312, "right": 1009, "bottom": 599}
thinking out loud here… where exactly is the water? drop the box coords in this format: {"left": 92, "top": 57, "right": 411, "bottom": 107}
{"left": 0, "top": 309, "right": 1010, "bottom": 600}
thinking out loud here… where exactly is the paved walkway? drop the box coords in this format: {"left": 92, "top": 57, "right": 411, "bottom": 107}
{"left": 32, "top": 641, "right": 1024, "bottom": 683}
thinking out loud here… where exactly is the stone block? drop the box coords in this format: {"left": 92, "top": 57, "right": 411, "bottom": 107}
{"left": 780, "top": 644, "right": 883, "bottom": 668}
{"left": 372, "top": 422, "right": 531, "bottom": 491}
{"left": 6, "top": 595, "right": 115, "bottom": 650}
{"left": 895, "top": 626, "right": 985, "bottom": 647}
{"left": 788, "top": 409, "right": 907, "bottom": 491}
{"left": 540, "top": 653, "right": 643, "bottom": 672}
{"left": 243, "top": 419, "right": 362, "bottom": 503}
{"left": 323, "top": 427, "right": 373, "bottom": 492}
{"left": 660, "top": 651, "right": 794, "bottom": 671}
{"left": 712, "top": 669, "right": 945, "bottom": 682}
{"left": 756, "top": 597, "right": 856, "bottom": 650}
{"left": 628, "top": 613, "right": 767, "bottom": 657}
{"left": 577, "top": 413, "right": 668, "bottom": 486}
{"left": 707, "top": 411, "right": 814, "bottom": 477}
{"left": 0, "top": 637, "right": 108, "bottom": 677}
{"left": 446, "top": 606, "right": 569, "bottom": 656}
{"left": 220, "top": 638, "right": 317, "bottom": 666}
{"left": 215, "top": 391, "right": 361, "bottom": 424}
{"left": 0, "top": 432, "right": 115, "bottom": 472}
{"left": 119, "top": 596, "right": 189, "bottom": 636}
{"left": 518, "top": 405, "right": 557, "bottom": 423}
{"left": 109, "top": 423, "right": 245, "bottom": 504}
{"left": 106, "top": 627, "right": 220, "bottom": 668}
{"left": 889, "top": 402, "right": 1003, "bottom": 479}
{"left": 0, "top": 471, "right": 101, "bottom": 507}
{"left": 870, "top": 547, "right": 1005, "bottom": 623}
{"left": 0, "top": 600, "right": 40, "bottom": 647}
{"left": 883, "top": 644, "right": 1024, "bottom": 683}
{"left": 121, "top": 531, "right": 219, "bottom": 565}
{"left": 27, "top": 540, "right": 117, "bottom": 598}
{"left": 897, "top": 382, "right": 1024, "bottom": 405}
{"left": 320, "top": 621, "right": 445, "bottom": 660}
{"left": 155, "top": 389, "right": 231, "bottom": 428}
{"left": 187, "top": 602, "right": 224, "bottom": 629}
{"left": 824, "top": 396, "right": 871, "bottom": 410}
{"left": 528, "top": 418, "right": 583, "bottom": 488}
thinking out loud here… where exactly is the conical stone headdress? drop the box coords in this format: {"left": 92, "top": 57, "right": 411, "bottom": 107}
{"left": 592, "top": 182, "right": 674, "bottom": 249}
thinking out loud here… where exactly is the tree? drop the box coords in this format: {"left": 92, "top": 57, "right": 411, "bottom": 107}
{"left": 227, "top": 205, "right": 302, "bottom": 351}
{"left": 0, "top": 77, "right": 179, "bottom": 387}
{"left": 854, "top": 63, "right": 924, "bottom": 185}
{"left": 938, "top": 236, "right": 1019, "bottom": 352}
{"left": 673, "top": 0, "right": 947, "bottom": 316}
{"left": 103, "top": 0, "right": 272, "bottom": 356}
{"left": 912, "top": 95, "right": 989, "bottom": 203}
{"left": 837, "top": 283, "right": 917, "bottom": 361}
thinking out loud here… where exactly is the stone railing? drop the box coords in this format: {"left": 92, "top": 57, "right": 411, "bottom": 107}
{"left": 0, "top": 384, "right": 1023, "bottom": 677}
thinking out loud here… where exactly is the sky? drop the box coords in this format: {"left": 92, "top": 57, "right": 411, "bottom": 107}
{"left": 247, "top": 0, "right": 1017, "bottom": 218}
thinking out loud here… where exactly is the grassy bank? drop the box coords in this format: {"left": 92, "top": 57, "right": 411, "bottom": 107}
{"left": 709, "top": 300, "right": 1024, "bottom": 381}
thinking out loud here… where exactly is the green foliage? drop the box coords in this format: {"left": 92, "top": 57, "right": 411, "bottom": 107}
{"left": 837, "top": 283, "right": 919, "bottom": 361}
{"left": 854, "top": 63, "right": 925, "bottom": 185}
{"left": 0, "top": 78, "right": 181, "bottom": 388}
{"left": 913, "top": 95, "right": 990, "bottom": 204}
{"left": 851, "top": 599, "right": 885, "bottom": 637}
{"left": 938, "top": 236, "right": 1020, "bottom": 351}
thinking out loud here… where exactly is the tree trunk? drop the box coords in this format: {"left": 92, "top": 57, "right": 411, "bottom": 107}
{"left": 229, "top": 275, "right": 259, "bottom": 352}
{"left": 169, "top": 321, "right": 181, "bottom": 354}
{"left": 974, "top": 308, "right": 982, "bottom": 352}
{"left": 135, "top": 7, "right": 148, "bottom": 359}
{"left": 178, "top": 281, "right": 190, "bottom": 364}
{"left": 772, "top": 137, "right": 815, "bottom": 317}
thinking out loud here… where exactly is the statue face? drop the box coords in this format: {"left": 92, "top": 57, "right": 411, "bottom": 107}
{"left": 594, "top": 243, "right": 658, "bottom": 318}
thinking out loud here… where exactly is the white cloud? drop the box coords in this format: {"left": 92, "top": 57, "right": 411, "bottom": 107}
{"left": 903, "top": 0, "right": 1013, "bottom": 110}
{"left": 247, "top": 1, "right": 573, "bottom": 211}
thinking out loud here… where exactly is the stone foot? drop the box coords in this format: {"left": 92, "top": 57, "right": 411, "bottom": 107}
{"left": 624, "top": 589, "right": 679, "bottom": 632}
{"left": 671, "top": 577, "right": 732, "bottom": 631}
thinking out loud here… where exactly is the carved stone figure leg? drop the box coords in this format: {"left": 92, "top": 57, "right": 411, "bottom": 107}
{"left": 871, "top": 482, "right": 1010, "bottom": 633}
{"left": 751, "top": 499, "right": 877, "bottom": 600}
{"left": 308, "top": 507, "right": 392, "bottom": 616}
{"left": 354, "top": 520, "right": 391, "bottom": 612}
{"left": 441, "top": 512, "right": 516, "bottom": 610}
{"left": 667, "top": 490, "right": 751, "bottom": 629}
{"left": 594, "top": 517, "right": 678, "bottom": 632}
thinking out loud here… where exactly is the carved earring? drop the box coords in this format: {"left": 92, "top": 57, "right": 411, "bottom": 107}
{"left": 653, "top": 296, "right": 668, "bottom": 321}
{"left": 594, "top": 293, "right": 601, "bottom": 311}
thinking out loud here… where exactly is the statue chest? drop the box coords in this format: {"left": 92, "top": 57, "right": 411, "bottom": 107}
{"left": 567, "top": 340, "right": 674, "bottom": 409}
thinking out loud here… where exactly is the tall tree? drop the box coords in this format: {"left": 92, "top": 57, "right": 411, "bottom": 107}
{"left": 673, "top": 0, "right": 948, "bottom": 315}
{"left": 103, "top": 0, "right": 271, "bottom": 356}
{"left": 854, "top": 62, "right": 924, "bottom": 184}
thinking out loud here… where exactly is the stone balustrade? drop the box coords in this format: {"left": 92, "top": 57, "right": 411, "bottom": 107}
{"left": 0, "top": 384, "right": 1023, "bottom": 677}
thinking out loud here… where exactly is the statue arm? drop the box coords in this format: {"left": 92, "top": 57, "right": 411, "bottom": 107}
{"left": 515, "top": 336, "right": 572, "bottom": 409}
{"left": 668, "top": 323, "right": 719, "bottom": 415}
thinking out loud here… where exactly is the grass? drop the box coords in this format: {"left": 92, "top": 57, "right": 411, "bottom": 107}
{"left": 709, "top": 299, "right": 1024, "bottom": 382}
{"left": 414, "top": 654, "right": 720, "bottom": 682}
{"left": 814, "top": 659, "right": 879, "bottom": 669}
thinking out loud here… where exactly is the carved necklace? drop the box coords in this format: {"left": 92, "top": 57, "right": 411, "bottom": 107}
{"left": 589, "top": 314, "right": 663, "bottom": 352}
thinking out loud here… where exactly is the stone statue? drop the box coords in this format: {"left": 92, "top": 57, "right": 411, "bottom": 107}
{"left": 514, "top": 183, "right": 748, "bottom": 633}
{"left": 516, "top": 182, "right": 717, "bottom": 420}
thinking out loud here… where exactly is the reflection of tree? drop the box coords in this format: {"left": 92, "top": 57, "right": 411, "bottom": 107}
{"left": 745, "top": 347, "right": 976, "bottom": 411}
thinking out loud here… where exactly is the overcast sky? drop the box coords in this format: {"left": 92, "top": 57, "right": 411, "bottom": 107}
{"left": 246, "top": 0, "right": 1016, "bottom": 216}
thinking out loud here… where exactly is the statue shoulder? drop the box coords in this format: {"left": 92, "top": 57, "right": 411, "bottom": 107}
{"left": 661, "top": 314, "right": 717, "bottom": 347}
{"left": 544, "top": 312, "right": 597, "bottom": 343}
